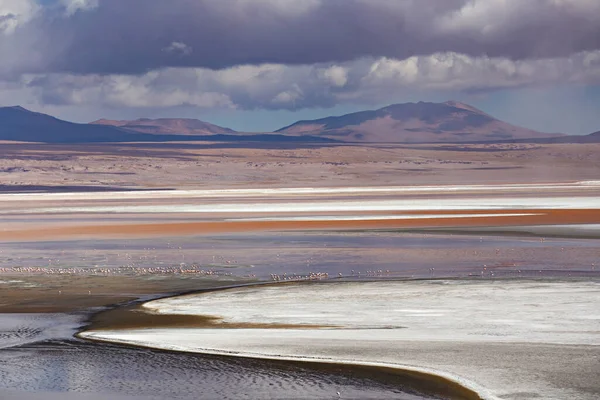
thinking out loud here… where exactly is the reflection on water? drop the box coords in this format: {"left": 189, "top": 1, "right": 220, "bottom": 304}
{"left": 0, "top": 340, "right": 438, "bottom": 400}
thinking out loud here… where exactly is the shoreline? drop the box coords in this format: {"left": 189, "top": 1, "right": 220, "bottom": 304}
{"left": 76, "top": 279, "right": 493, "bottom": 400}
{"left": 0, "top": 274, "right": 248, "bottom": 314}
{"left": 77, "top": 331, "right": 488, "bottom": 400}
{"left": 3, "top": 276, "right": 598, "bottom": 399}
{"left": 0, "top": 278, "right": 488, "bottom": 400}
{"left": 77, "top": 279, "right": 600, "bottom": 400}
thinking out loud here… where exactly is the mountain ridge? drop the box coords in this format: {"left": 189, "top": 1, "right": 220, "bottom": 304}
{"left": 277, "top": 101, "right": 563, "bottom": 143}
{"left": 91, "top": 117, "right": 236, "bottom": 135}
{"left": 0, "top": 106, "right": 331, "bottom": 144}
{"left": 0, "top": 105, "right": 135, "bottom": 143}
{"left": 1, "top": 103, "right": 596, "bottom": 144}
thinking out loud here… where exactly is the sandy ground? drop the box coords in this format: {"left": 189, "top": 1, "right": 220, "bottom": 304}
{"left": 1, "top": 142, "right": 599, "bottom": 189}
{"left": 0, "top": 275, "right": 242, "bottom": 313}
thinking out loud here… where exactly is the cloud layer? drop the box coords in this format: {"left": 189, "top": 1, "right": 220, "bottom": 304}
{"left": 1, "top": 0, "right": 599, "bottom": 115}
{"left": 3, "top": 0, "right": 600, "bottom": 74}
{"left": 20, "top": 50, "right": 600, "bottom": 110}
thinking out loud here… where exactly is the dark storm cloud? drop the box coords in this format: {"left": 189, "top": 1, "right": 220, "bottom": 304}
{"left": 5, "top": 0, "right": 600, "bottom": 75}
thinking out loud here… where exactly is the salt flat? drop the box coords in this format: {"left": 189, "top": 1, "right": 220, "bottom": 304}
{"left": 6, "top": 196, "right": 598, "bottom": 214}
{"left": 0, "top": 181, "right": 599, "bottom": 202}
{"left": 81, "top": 280, "right": 600, "bottom": 400}
{"left": 1, "top": 180, "right": 598, "bottom": 242}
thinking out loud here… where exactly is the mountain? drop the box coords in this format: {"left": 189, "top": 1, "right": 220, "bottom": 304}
{"left": 557, "top": 130, "right": 600, "bottom": 143}
{"left": 2, "top": 104, "right": 587, "bottom": 145}
{"left": 0, "top": 106, "right": 136, "bottom": 143}
{"left": 91, "top": 118, "right": 236, "bottom": 135}
{"left": 277, "top": 101, "right": 563, "bottom": 143}
{"left": 0, "top": 106, "right": 334, "bottom": 144}
{"left": 523, "top": 129, "right": 600, "bottom": 144}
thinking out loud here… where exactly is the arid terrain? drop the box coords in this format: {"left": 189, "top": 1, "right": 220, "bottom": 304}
{"left": 1, "top": 141, "right": 599, "bottom": 190}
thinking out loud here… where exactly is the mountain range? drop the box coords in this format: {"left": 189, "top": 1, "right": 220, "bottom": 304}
{"left": 0, "top": 106, "right": 329, "bottom": 144}
{"left": 0, "top": 106, "right": 136, "bottom": 143}
{"left": 0, "top": 102, "right": 598, "bottom": 144}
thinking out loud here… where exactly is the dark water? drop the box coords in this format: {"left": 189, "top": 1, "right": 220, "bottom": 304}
{"left": 0, "top": 340, "right": 439, "bottom": 400}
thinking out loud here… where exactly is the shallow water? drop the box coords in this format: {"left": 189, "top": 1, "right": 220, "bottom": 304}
{"left": 1, "top": 230, "right": 598, "bottom": 281}
{"left": 0, "top": 340, "right": 439, "bottom": 400}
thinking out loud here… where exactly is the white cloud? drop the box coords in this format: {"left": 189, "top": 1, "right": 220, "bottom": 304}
{"left": 0, "top": 0, "right": 38, "bottom": 34}
{"left": 437, "top": 0, "right": 600, "bottom": 36}
{"left": 361, "top": 51, "right": 600, "bottom": 92}
{"left": 61, "top": 0, "right": 98, "bottom": 16}
{"left": 6, "top": 50, "right": 599, "bottom": 112}
{"left": 26, "top": 71, "right": 235, "bottom": 109}
{"left": 318, "top": 66, "right": 348, "bottom": 87}
{"left": 163, "top": 41, "right": 193, "bottom": 56}
{"left": 230, "top": 0, "right": 321, "bottom": 16}
{"left": 272, "top": 86, "right": 303, "bottom": 106}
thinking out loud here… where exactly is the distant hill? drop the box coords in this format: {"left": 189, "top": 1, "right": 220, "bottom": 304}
{"left": 277, "top": 101, "right": 563, "bottom": 143}
{"left": 520, "top": 129, "right": 600, "bottom": 144}
{"left": 0, "top": 106, "right": 333, "bottom": 144}
{"left": 92, "top": 118, "right": 236, "bottom": 135}
{"left": 0, "top": 106, "right": 137, "bottom": 143}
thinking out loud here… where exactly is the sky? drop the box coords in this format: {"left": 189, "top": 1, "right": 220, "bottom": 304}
{"left": 1, "top": 0, "right": 599, "bottom": 134}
